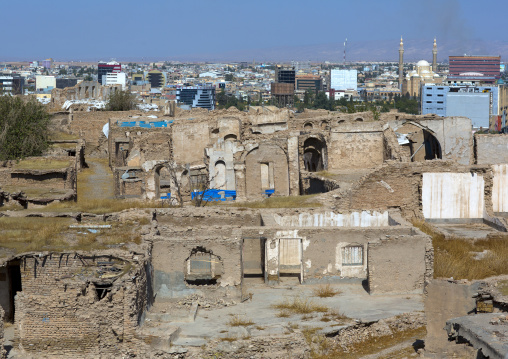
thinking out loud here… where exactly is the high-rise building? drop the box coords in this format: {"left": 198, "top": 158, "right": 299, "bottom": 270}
{"left": 103, "top": 72, "right": 127, "bottom": 90}
{"left": 176, "top": 85, "right": 215, "bottom": 110}
{"left": 146, "top": 70, "right": 165, "bottom": 88}
{"left": 296, "top": 75, "right": 323, "bottom": 93}
{"left": 275, "top": 66, "right": 295, "bottom": 84}
{"left": 330, "top": 69, "right": 357, "bottom": 91}
{"left": 0, "top": 74, "right": 24, "bottom": 95}
{"left": 41, "top": 58, "right": 53, "bottom": 69}
{"left": 98, "top": 61, "right": 121, "bottom": 85}
{"left": 421, "top": 84, "right": 508, "bottom": 129}
{"left": 447, "top": 56, "right": 501, "bottom": 84}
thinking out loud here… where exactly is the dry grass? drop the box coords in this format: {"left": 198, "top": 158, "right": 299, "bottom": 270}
{"left": 312, "top": 284, "right": 341, "bottom": 298}
{"left": 276, "top": 310, "right": 291, "bottom": 318}
{"left": 304, "top": 325, "right": 426, "bottom": 359}
{"left": 0, "top": 217, "right": 144, "bottom": 254}
{"left": 227, "top": 315, "right": 254, "bottom": 327}
{"left": 414, "top": 220, "right": 508, "bottom": 280}
{"left": 273, "top": 296, "right": 328, "bottom": 316}
{"left": 497, "top": 280, "right": 508, "bottom": 296}
{"left": 219, "top": 336, "right": 237, "bottom": 342}
{"left": 49, "top": 131, "right": 80, "bottom": 141}
{"left": 230, "top": 195, "right": 322, "bottom": 209}
{"left": 13, "top": 158, "right": 71, "bottom": 170}
{"left": 314, "top": 171, "right": 335, "bottom": 179}
{"left": 44, "top": 198, "right": 166, "bottom": 215}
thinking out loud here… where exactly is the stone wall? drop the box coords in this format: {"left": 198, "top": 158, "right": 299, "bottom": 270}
{"left": 328, "top": 125, "right": 385, "bottom": 170}
{"left": 172, "top": 120, "right": 210, "bottom": 165}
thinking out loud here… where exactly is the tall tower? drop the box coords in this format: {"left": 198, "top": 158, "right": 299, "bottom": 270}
{"left": 399, "top": 37, "right": 404, "bottom": 89}
{"left": 432, "top": 38, "right": 438, "bottom": 72}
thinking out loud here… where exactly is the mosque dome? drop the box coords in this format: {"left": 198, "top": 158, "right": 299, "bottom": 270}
{"left": 417, "top": 60, "right": 430, "bottom": 67}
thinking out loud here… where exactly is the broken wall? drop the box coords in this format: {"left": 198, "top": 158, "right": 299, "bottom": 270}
{"left": 13, "top": 252, "right": 150, "bottom": 358}
{"left": 172, "top": 120, "right": 210, "bottom": 165}
{"left": 328, "top": 123, "right": 386, "bottom": 170}
{"left": 152, "top": 238, "right": 241, "bottom": 300}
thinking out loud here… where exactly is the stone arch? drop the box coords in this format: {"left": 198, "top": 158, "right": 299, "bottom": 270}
{"left": 321, "top": 120, "right": 329, "bottom": 130}
{"left": 303, "top": 137, "right": 327, "bottom": 172}
{"left": 337, "top": 119, "right": 345, "bottom": 124}
{"left": 224, "top": 134, "right": 237, "bottom": 141}
{"left": 397, "top": 121, "right": 442, "bottom": 162}
{"left": 304, "top": 122, "right": 313, "bottom": 130}
{"left": 355, "top": 117, "right": 364, "bottom": 122}
{"left": 245, "top": 143, "right": 289, "bottom": 198}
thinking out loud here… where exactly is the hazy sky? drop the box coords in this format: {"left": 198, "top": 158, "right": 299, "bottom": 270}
{"left": 1, "top": 0, "right": 504, "bottom": 61}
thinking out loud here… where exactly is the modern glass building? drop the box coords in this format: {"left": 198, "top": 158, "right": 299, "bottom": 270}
{"left": 98, "top": 61, "right": 121, "bottom": 85}
{"left": 176, "top": 86, "right": 215, "bottom": 110}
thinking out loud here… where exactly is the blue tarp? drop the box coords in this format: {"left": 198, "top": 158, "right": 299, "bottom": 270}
{"left": 265, "top": 189, "right": 275, "bottom": 197}
{"left": 191, "top": 189, "right": 236, "bottom": 202}
{"left": 118, "top": 120, "right": 174, "bottom": 128}
{"left": 160, "top": 193, "right": 171, "bottom": 200}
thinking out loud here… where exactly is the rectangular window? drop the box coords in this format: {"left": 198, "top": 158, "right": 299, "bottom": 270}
{"left": 342, "top": 245, "right": 363, "bottom": 266}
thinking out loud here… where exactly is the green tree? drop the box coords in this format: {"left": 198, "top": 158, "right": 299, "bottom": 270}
{"left": 225, "top": 74, "right": 234, "bottom": 82}
{"left": 0, "top": 95, "right": 50, "bottom": 160}
{"left": 106, "top": 90, "right": 137, "bottom": 111}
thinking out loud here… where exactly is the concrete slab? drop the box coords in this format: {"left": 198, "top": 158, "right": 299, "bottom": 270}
{"left": 446, "top": 313, "right": 508, "bottom": 359}
{"left": 160, "top": 281, "right": 423, "bottom": 347}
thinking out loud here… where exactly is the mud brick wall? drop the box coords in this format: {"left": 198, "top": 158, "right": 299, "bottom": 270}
{"left": 152, "top": 237, "right": 241, "bottom": 300}
{"left": 0, "top": 167, "right": 75, "bottom": 192}
{"left": 14, "top": 253, "right": 149, "bottom": 358}
{"left": 367, "top": 235, "right": 432, "bottom": 294}
{"left": 342, "top": 161, "right": 492, "bottom": 219}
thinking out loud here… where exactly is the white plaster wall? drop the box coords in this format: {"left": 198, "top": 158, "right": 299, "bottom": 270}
{"left": 492, "top": 164, "right": 508, "bottom": 213}
{"left": 422, "top": 173, "right": 484, "bottom": 219}
{"left": 273, "top": 210, "right": 389, "bottom": 227}
{"left": 334, "top": 242, "right": 367, "bottom": 278}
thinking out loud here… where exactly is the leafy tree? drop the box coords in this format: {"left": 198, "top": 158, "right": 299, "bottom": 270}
{"left": 0, "top": 95, "right": 50, "bottom": 160}
{"left": 106, "top": 90, "right": 137, "bottom": 111}
{"left": 59, "top": 68, "right": 67, "bottom": 75}
{"left": 225, "top": 74, "right": 234, "bottom": 82}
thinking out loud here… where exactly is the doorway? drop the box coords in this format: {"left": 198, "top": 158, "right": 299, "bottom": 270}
{"left": 242, "top": 237, "right": 265, "bottom": 279}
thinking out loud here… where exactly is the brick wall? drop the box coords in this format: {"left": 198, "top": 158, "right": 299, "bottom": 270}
{"left": 13, "top": 252, "right": 149, "bottom": 358}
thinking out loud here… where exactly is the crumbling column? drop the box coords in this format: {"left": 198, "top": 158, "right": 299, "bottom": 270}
{"left": 287, "top": 133, "right": 300, "bottom": 196}
{"left": 234, "top": 163, "right": 246, "bottom": 201}
{"left": 265, "top": 238, "right": 279, "bottom": 284}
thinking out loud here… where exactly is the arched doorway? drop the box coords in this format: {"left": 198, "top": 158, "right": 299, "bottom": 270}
{"left": 423, "top": 130, "right": 442, "bottom": 160}
{"left": 155, "top": 165, "right": 172, "bottom": 199}
{"left": 303, "top": 138, "right": 326, "bottom": 172}
{"left": 214, "top": 160, "right": 226, "bottom": 190}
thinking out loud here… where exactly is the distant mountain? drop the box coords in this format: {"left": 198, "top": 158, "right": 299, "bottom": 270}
{"left": 166, "top": 39, "right": 508, "bottom": 63}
